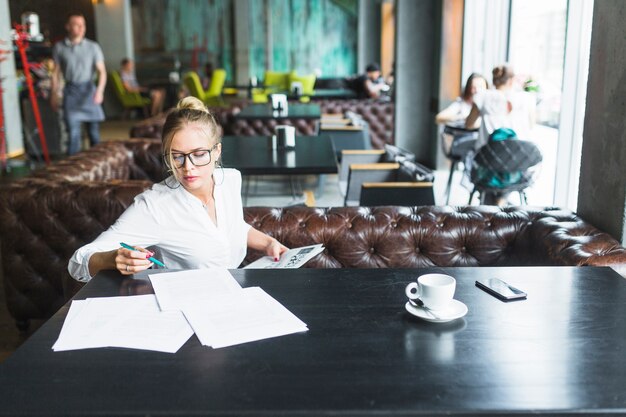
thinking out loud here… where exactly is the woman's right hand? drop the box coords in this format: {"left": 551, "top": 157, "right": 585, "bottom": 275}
{"left": 115, "top": 246, "right": 155, "bottom": 275}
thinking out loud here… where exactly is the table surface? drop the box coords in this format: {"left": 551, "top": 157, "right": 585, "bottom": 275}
{"left": 220, "top": 134, "right": 338, "bottom": 175}
{"left": 310, "top": 88, "right": 358, "bottom": 99}
{"left": 2, "top": 266, "right": 626, "bottom": 416}
{"left": 234, "top": 103, "right": 321, "bottom": 120}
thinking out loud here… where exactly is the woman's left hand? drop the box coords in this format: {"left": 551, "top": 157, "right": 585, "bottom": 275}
{"left": 265, "top": 239, "right": 289, "bottom": 262}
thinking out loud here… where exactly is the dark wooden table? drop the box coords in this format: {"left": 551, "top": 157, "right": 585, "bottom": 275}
{"left": 220, "top": 134, "right": 337, "bottom": 176}
{"left": 234, "top": 103, "right": 321, "bottom": 120}
{"left": 309, "top": 88, "right": 357, "bottom": 100}
{"left": 2, "top": 266, "right": 626, "bottom": 416}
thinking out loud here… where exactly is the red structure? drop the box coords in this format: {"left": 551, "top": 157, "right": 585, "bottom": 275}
{"left": 13, "top": 23, "right": 50, "bottom": 165}
{"left": 0, "top": 45, "right": 9, "bottom": 170}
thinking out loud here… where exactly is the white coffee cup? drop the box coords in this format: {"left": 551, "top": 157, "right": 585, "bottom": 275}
{"left": 405, "top": 273, "right": 456, "bottom": 311}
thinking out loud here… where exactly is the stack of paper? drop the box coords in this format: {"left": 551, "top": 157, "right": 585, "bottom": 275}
{"left": 53, "top": 295, "right": 194, "bottom": 353}
{"left": 149, "top": 268, "right": 308, "bottom": 348}
{"left": 53, "top": 267, "right": 308, "bottom": 353}
{"left": 183, "top": 287, "right": 308, "bottom": 348}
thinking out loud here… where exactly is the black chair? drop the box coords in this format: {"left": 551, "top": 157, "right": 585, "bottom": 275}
{"left": 359, "top": 182, "right": 435, "bottom": 206}
{"left": 467, "top": 139, "right": 542, "bottom": 205}
{"left": 345, "top": 159, "right": 435, "bottom": 206}
{"left": 382, "top": 144, "right": 416, "bottom": 163}
{"left": 441, "top": 124, "right": 478, "bottom": 204}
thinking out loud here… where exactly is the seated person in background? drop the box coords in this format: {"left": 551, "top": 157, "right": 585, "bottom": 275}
{"left": 201, "top": 61, "right": 214, "bottom": 90}
{"left": 356, "top": 62, "right": 389, "bottom": 99}
{"left": 119, "top": 57, "right": 165, "bottom": 116}
{"left": 465, "top": 64, "right": 536, "bottom": 205}
{"left": 436, "top": 73, "right": 488, "bottom": 125}
{"left": 68, "top": 97, "right": 288, "bottom": 283}
{"left": 466, "top": 64, "right": 535, "bottom": 149}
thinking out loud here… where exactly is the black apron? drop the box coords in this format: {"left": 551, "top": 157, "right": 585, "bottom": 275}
{"left": 63, "top": 81, "right": 105, "bottom": 122}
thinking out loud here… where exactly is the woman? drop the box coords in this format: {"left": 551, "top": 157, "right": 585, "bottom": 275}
{"left": 68, "top": 97, "right": 288, "bottom": 282}
{"left": 119, "top": 58, "right": 165, "bottom": 116}
{"left": 435, "top": 73, "right": 488, "bottom": 124}
{"left": 465, "top": 64, "right": 535, "bottom": 149}
{"left": 465, "top": 64, "right": 536, "bottom": 205}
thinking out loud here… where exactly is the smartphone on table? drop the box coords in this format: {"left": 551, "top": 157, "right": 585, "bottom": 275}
{"left": 475, "top": 278, "right": 527, "bottom": 301}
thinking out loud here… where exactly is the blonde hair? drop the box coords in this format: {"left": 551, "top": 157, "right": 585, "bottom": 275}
{"left": 492, "top": 64, "right": 515, "bottom": 88}
{"left": 161, "top": 97, "right": 221, "bottom": 178}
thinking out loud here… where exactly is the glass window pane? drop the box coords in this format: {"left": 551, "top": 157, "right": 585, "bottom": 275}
{"left": 509, "top": 0, "right": 567, "bottom": 127}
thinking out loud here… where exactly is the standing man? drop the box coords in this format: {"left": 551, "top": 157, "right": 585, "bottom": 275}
{"left": 51, "top": 13, "right": 106, "bottom": 155}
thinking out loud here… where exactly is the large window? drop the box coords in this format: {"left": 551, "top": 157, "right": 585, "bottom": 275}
{"left": 509, "top": 0, "right": 567, "bottom": 128}
{"left": 462, "top": 0, "right": 593, "bottom": 209}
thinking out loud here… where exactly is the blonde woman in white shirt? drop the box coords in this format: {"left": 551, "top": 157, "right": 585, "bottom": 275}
{"left": 466, "top": 64, "right": 536, "bottom": 149}
{"left": 69, "top": 97, "right": 288, "bottom": 282}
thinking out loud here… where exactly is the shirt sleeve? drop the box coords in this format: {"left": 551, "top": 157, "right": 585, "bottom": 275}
{"left": 93, "top": 42, "right": 104, "bottom": 64}
{"left": 67, "top": 192, "right": 161, "bottom": 282}
{"left": 472, "top": 91, "right": 485, "bottom": 112}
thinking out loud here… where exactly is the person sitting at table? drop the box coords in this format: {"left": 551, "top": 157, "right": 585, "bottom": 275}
{"left": 465, "top": 64, "right": 536, "bottom": 205}
{"left": 355, "top": 62, "right": 389, "bottom": 99}
{"left": 68, "top": 96, "right": 289, "bottom": 282}
{"left": 435, "top": 73, "right": 488, "bottom": 124}
{"left": 466, "top": 64, "right": 535, "bottom": 150}
{"left": 119, "top": 57, "right": 165, "bottom": 116}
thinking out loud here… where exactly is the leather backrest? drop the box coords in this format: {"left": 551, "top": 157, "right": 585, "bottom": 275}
{"left": 2, "top": 181, "right": 626, "bottom": 324}
{"left": 318, "top": 99, "right": 395, "bottom": 149}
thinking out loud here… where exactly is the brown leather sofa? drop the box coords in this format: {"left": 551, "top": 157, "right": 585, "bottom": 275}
{"left": 2, "top": 139, "right": 625, "bottom": 331}
{"left": 129, "top": 99, "right": 395, "bottom": 149}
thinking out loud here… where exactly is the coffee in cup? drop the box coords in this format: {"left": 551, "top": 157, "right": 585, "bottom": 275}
{"left": 405, "top": 273, "right": 456, "bottom": 311}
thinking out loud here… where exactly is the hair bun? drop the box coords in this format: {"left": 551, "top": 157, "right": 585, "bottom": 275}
{"left": 177, "top": 96, "right": 209, "bottom": 113}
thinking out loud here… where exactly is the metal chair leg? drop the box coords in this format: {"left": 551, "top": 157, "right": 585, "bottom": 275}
{"left": 468, "top": 189, "right": 476, "bottom": 205}
{"left": 444, "top": 161, "right": 457, "bottom": 205}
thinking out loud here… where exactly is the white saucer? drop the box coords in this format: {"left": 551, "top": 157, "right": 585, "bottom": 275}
{"left": 405, "top": 299, "right": 468, "bottom": 323}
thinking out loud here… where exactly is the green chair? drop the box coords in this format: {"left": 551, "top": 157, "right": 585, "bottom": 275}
{"left": 205, "top": 69, "right": 226, "bottom": 106}
{"left": 109, "top": 70, "right": 150, "bottom": 119}
{"left": 252, "top": 70, "right": 295, "bottom": 103}
{"left": 183, "top": 70, "right": 226, "bottom": 106}
{"left": 289, "top": 73, "right": 316, "bottom": 102}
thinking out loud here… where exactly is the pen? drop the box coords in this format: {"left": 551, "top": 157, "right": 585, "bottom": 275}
{"left": 119, "top": 242, "right": 166, "bottom": 268}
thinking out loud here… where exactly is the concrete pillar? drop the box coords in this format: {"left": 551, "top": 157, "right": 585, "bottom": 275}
{"left": 577, "top": 0, "right": 626, "bottom": 243}
{"left": 94, "top": 0, "right": 133, "bottom": 70}
{"left": 394, "top": 0, "right": 441, "bottom": 166}
{"left": 233, "top": 0, "right": 250, "bottom": 85}
{"left": 357, "top": 0, "right": 382, "bottom": 72}
{"left": 0, "top": 0, "right": 24, "bottom": 156}
{"left": 94, "top": 0, "right": 134, "bottom": 118}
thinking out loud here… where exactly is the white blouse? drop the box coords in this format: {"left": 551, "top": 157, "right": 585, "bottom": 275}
{"left": 473, "top": 89, "right": 535, "bottom": 148}
{"left": 68, "top": 169, "right": 251, "bottom": 282}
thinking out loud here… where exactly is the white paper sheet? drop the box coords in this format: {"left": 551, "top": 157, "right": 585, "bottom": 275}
{"left": 244, "top": 244, "right": 324, "bottom": 269}
{"left": 183, "top": 287, "right": 308, "bottom": 348}
{"left": 52, "top": 295, "right": 194, "bottom": 353}
{"left": 148, "top": 268, "right": 243, "bottom": 311}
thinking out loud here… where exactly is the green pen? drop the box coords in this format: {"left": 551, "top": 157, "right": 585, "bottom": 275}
{"left": 120, "top": 242, "right": 166, "bottom": 268}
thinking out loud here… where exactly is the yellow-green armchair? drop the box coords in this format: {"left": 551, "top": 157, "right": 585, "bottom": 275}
{"left": 109, "top": 70, "right": 151, "bottom": 118}
{"left": 183, "top": 69, "right": 226, "bottom": 106}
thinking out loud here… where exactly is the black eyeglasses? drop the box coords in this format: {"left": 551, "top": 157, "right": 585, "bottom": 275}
{"left": 166, "top": 144, "right": 218, "bottom": 169}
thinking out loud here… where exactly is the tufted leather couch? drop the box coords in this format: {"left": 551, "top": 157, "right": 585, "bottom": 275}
{"left": 2, "top": 140, "right": 626, "bottom": 331}
{"left": 129, "top": 99, "right": 395, "bottom": 149}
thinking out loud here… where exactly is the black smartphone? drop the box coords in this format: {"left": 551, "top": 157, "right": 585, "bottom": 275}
{"left": 475, "top": 278, "right": 527, "bottom": 301}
